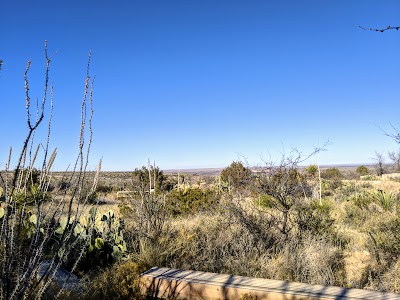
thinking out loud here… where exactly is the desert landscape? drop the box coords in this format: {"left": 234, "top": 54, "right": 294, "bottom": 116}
{"left": 2, "top": 1, "right": 400, "bottom": 299}
{"left": 2, "top": 160, "right": 400, "bottom": 298}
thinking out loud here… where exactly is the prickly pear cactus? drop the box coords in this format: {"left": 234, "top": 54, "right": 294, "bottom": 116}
{"left": 75, "top": 209, "right": 128, "bottom": 271}
{"left": 52, "top": 208, "right": 128, "bottom": 272}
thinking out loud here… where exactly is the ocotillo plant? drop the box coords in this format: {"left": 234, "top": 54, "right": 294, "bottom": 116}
{"left": 0, "top": 41, "right": 100, "bottom": 299}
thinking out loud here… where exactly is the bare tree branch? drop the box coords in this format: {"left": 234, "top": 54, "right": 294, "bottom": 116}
{"left": 355, "top": 25, "right": 400, "bottom": 32}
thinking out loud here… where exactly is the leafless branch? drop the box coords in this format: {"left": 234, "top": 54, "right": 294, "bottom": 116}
{"left": 355, "top": 25, "right": 400, "bottom": 32}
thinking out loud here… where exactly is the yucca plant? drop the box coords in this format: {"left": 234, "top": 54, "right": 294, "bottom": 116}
{"left": 372, "top": 189, "right": 397, "bottom": 211}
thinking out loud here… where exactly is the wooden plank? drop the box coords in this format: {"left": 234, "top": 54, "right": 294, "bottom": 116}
{"left": 139, "top": 267, "right": 400, "bottom": 300}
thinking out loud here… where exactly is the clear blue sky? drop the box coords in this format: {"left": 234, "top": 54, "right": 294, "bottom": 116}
{"left": 1, "top": 1, "right": 400, "bottom": 171}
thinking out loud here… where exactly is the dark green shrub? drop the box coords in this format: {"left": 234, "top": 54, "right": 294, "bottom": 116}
{"left": 294, "top": 200, "right": 335, "bottom": 238}
{"left": 258, "top": 168, "right": 312, "bottom": 208}
{"left": 132, "top": 165, "right": 173, "bottom": 193}
{"left": 58, "top": 180, "right": 71, "bottom": 190}
{"left": 79, "top": 190, "right": 98, "bottom": 204}
{"left": 321, "top": 171, "right": 342, "bottom": 193}
{"left": 305, "top": 164, "right": 318, "bottom": 177}
{"left": 88, "top": 191, "right": 98, "bottom": 204}
{"left": 351, "top": 191, "right": 373, "bottom": 209}
{"left": 321, "top": 168, "right": 342, "bottom": 180}
{"left": 342, "top": 203, "right": 369, "bottom": 227}
{"left": 96, "top": 185, "right": 113, "bottom": 194}
{"left": 220, "top": 161, "right": 252, "bottom": 192}
{"left": 321, "top": 180, "right": 334, "bottom": 197}
{"left": 166, "top": 188, "right": 219, "bottom": 216}
{"left": 14, "top": 167, "right": 41, "bottom": 186}
{"left": 257, "top": 194, "right": 278, "bottom": 208}
{"left": 356, "top": 165, "right": 370, "bottom": 176}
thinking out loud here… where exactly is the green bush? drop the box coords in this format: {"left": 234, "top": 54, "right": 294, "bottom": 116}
{"left": 132, "top": 165, "right": 173, "bottom": 193}
{"left": 78, "top": 189, "right": 99, "bottom": 204}
{"left": 220, "top": 161, "right": 252, "bottom": 192}
{"left": 294, "top": 200, "right": 335, "bottom": 238}
{"left": 356, "top": 165, "right": 370, "bottom": 176}
{"left": 87, "top": 191, "right": 98, "bottom": 204}
{"left": 58, "top": 180, "right": 71, "bottom": 190}
{"left": 321, "top": 168, "right": 343, "bottom": 180}
{"left": 166, "top": 188, "right": 219, "bottom": 216}
{"left": 257, "top": 194, "right": 278, "bottom": 208}
{"left": 351, "top": 191, "right": 373, "bottom": 209}
{"left": 305, "top": 164, "right": 318, "bottom": 177}
{"left": 342, "top": 202, "right": 370, "bottom": 228}
{"left": 96, "top": 184, "right": 113, "bottom": 194}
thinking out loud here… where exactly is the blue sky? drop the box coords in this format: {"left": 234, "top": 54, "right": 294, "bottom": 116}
{"left": 1, "top": 1, "right": 400, "bottom": 171}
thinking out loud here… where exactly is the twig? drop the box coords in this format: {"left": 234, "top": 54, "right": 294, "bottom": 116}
{"left": 355, "top": 25, "right": 400, "bottom": 33}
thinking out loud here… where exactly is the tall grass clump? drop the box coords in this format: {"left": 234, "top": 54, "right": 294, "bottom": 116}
{"left": 0, "top": 41, "right": 100, "bottom": 299}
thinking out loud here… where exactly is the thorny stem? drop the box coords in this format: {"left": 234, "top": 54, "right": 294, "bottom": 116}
{"left": 1, "top": 41, "right": 98, "bottom": 299}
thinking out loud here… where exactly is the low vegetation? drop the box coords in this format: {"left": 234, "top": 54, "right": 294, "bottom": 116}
{"left": 34, "top": 160, "right": 400, "bottom": 299}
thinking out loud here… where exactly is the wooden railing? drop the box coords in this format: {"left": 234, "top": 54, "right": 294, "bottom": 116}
{"left": 140, "top": 267, "right": 400, "bottom": 300}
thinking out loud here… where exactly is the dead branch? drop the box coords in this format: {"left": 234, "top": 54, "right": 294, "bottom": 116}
{"left": 355, "top": 25, "right": 400, "bottom": 32}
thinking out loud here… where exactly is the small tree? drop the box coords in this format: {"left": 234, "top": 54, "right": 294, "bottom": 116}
{"left": 255, "top": 150, "right": 319, "bottom": 238}
{"left": 388, "top": 149, "right": 400, "bottom": 172}
{"left": 321, "top": 167, "right": 342, "bottom": 180}
{"left": 305, "top": 164, "right": 318, "bottom": 177}
{"left": 374, "top": 151, "right": 386, "bottom": 176}
{"left": 356, "top": 165, "right": 370, "bottom": 176}
{"left": 132, "top": 165, "right": 171, "bottom": 194}
{"left": 220, "top": 161, "right": 252, "bottom": 192}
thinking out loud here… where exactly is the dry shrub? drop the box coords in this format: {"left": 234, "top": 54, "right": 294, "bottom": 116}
{"left": 167, "top": 211, "right": 276, "bottom": 277}
{"left": 380, "top": 259, "right": 400, "bottom": 293}
{"left": 337, "top": 202, "right": 400, "bottom": 290}
{"left": 122, "top": 193, "right": 177, "bottom": 269}
{"left": 239, "top": 293, "right": 258, "bottom": 300}
{"left": 82, "top": 260, "right": 145, "bottom": 300}
{"left": 124, "top": 192, "right": 280, "bottom": 277}
{"left": 342, "top": 250, "right": 372, "bottom": 289}
{"left": 364, "top": 213, "right": 400, "bottom": 265}
{"left": 262, "top": 234, "right": 345, "bottom": 286}
{"left": 341, "top": 201, "right": 370, "bottom": 228}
